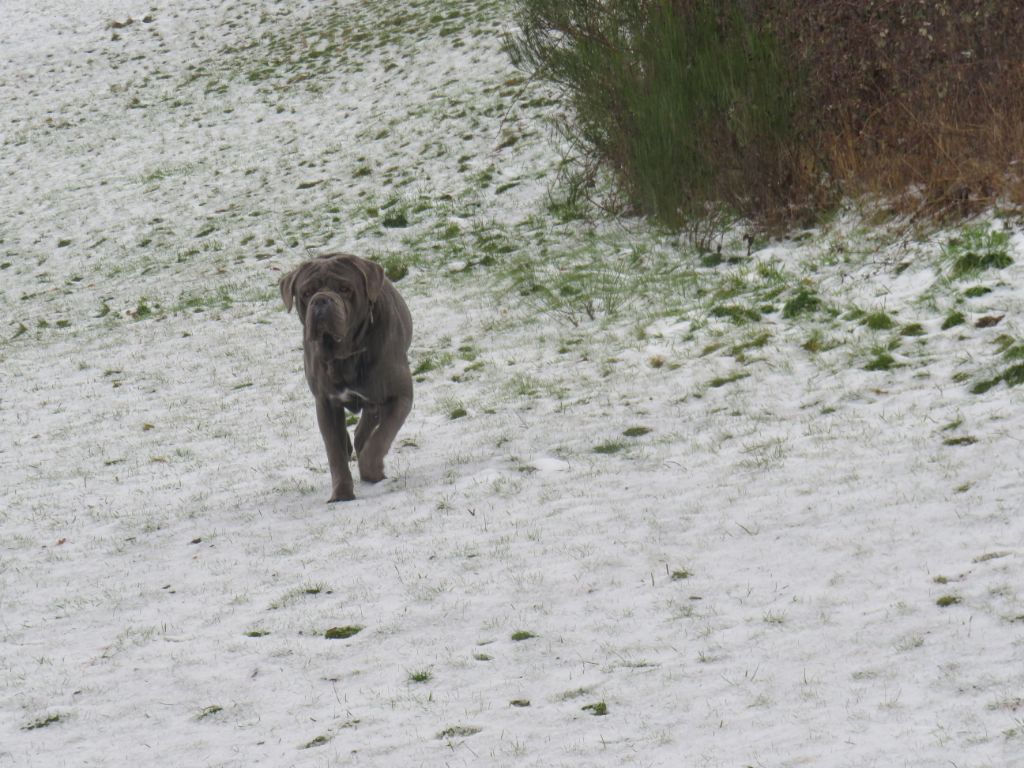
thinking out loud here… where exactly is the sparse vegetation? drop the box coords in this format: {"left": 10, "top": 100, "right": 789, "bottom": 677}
{"left": 946, "top": 224, "right": 1013, "bottom": 279}
{"left": 437, "top": 725, "right": 482, "bottom": 739}
{"left": 782, "top": 288, "right": 822, "bottom": 319}
{"left": 408, "top": 669, "right": 433, "bottom": 683}
{"left": 325, "top": 626, "right": 363, "bottom": 639}
{"left": 593, "top": 439, "right": 626, "bottom": 455}
{"left": 22, "top": 714, "right": 62, "bottom": 731}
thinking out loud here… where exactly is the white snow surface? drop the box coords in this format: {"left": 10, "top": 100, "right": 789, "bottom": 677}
{"left": 2, "top": 2, "right": 1023, "bottom": 767}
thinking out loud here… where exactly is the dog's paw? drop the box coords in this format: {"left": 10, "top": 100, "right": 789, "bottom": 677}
{"left": 328, "top": 485, "right": 355, "bottom": 502}
{"left": 357, "top": 456, "right": 385, "bottom": 483}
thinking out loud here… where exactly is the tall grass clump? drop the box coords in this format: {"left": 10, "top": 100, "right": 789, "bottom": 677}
{"left": 507, "top": 0, "right": 810, "bottom": 231}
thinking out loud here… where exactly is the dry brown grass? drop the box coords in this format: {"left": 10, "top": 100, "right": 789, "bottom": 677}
{"left": 765, "top": 0, "right": 1024, "bottom": 220}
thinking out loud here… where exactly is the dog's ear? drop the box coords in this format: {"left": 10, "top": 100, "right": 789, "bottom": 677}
{"left": 342, "top": 255, "right": 386, "bottom": 304}
{"left": 279, "top": 267, "right": 301, "bottom": 312}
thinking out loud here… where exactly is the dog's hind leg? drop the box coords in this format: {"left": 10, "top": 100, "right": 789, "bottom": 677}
{"left": 353, "top": 404, "right": 380, "bottom": 457}
{"left": 357, "top": 394, "right": 412, "bottom": 483}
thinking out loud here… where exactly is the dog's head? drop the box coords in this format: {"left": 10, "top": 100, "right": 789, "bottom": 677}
{"left": 280, "top": 254, "right": 386, "bottom": 354}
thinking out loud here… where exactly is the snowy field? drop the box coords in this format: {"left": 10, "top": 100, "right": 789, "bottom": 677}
{"left": 2, "top": 2, "right": 1023, "bottom": 766}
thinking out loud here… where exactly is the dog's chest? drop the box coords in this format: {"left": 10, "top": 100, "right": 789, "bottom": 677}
{"left": 315, "top": 353, "right": 370, "bottom": 408}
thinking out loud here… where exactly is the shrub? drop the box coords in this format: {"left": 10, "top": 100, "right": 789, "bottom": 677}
{"left": 507, "top": 0, "right": 807, "bottom": 229}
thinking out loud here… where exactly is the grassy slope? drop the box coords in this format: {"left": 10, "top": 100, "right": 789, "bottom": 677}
{"left": 2, "top": 1, "right": 1023, "bottom": 766}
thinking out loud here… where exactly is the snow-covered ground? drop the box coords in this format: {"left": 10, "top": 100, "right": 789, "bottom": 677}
{"left": 2, "top": 2, "right": 1023, "bottom": 767}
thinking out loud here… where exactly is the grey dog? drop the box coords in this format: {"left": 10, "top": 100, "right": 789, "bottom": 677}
{"left": 280, "top": 253, "right": 413, "bottom": 502}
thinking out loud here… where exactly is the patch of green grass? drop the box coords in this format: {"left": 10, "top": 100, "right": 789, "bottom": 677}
{"left": 865, "top": 351, "right": 896, "bottom": 372}
{"left": 900, "top": 323, "right": 926, "bottom": 337}
{"left": 946, "top": 224, "right": 1013, "bottom": 279}
{"left": 782, "top": 287, "right": 822, "bottom": 319}
{"left": 457, "top": 344, "right": 479, "bottom": 362}
{"left": 175, "top": 285, "right": 234, "bottom": 313}
{"left": 324, "top": 625, "right": 363, "bottom": 640}
{"left": 22, "top": 713, "right": 62, "bottom": 731}
{"left": 195, "top": 705, "right": 223, "bottom": 720}
{"left": 862, "top": 310, "right": 894, "bottom": 331}
{"left": 508, "top": 373, "right": 541, "bottom": 397}
{"left": 708, "top": 371, "right": 750, "bottom": 388}
{"left": 382, "top": 209, "right": 409, "bottom": 228}
{"left": 378, "top": 252, "right": 416, "bottom": 282}
{"left": 710, "top": 304, "right": 760, "bottom": 324}
{"left": 993, "top": 334, "right": 1016, "bottom": 353}
{"left": 581, "top": 701, "right": 608, "bottom": 716}
{"left": 244, "top": 630, "right": 270, "bottom": 638}
{"left": 437, "top": 725, "right": 482, "bottom": 739}
{"left": 623, "top": 426, "right": 651, "bottom": 437}
{"left": 801, "top": 330, "right": 832, "bottom": 353}
{"left": 1003, "top": 364, "right": 1024, "bottom": 387}
{"left": 511, "top": 630, "right": 537, "bottom": 641}
{"left": 963, "top": 285, "right": 993, "bottom": 298}
{"left": 510, "top": 699, "right": 531, "bottom": 707}
{"left": 302, "top": 735, "right": 331, "bottom": 749}
{"left": 132, "top": 297, "right": 154, "bottom": 320}
{"left": 449, "top": 406, "right": 468, "bottom": 420}
{"left": 972, "top": 363, "right": 1024, "bottom": 394}
{"left": 943, "top": 436, "right": 977, "bottom": 447}
{"left": 413, "top": 351, "right": 452, "bottom": 376}
{"left": 973, "top": 551, "right": 1011, "bottom": 563}
{"left": 936, "top": 595, "right": 961, "bottom": 608}
{"left": 408, "top": 669, "right": 433, "bottom": 684}
{"left": 593, "top": 440, "right": 626, "bottom": 454}
{"left": 730, "top": 331, "right": 771, "bottom": 358}
{"left": 941, "top": 311, "right": 966, "bottom": 330}
{"left": 670, "top": 569, "right": 691, "bottom": 581}
{"left": 506, "top": 245, "right": 652, "bottom": 326}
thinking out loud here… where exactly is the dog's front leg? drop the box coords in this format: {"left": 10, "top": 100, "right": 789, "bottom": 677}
{"left": 315, "top": 397, "right": 355, "bottom": 502}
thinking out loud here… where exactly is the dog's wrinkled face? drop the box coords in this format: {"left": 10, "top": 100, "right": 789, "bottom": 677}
{"left": 280, "top": 255, "right": 384, "bottom": 355}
